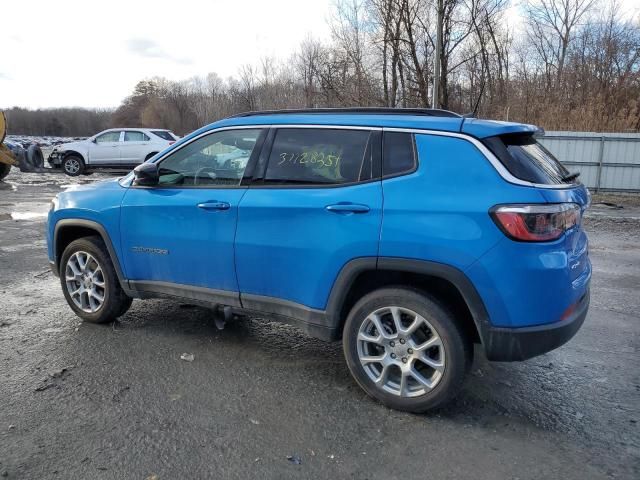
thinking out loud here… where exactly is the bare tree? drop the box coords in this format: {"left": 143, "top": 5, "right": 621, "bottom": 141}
{"left": 10, "top": 0, "right": 639, "bottom": 136}
{"left": 525, "top": 0, "right": 597, "bottom": 87}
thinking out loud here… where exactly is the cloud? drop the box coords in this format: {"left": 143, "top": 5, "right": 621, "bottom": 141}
{"left": 125, "top": 38, "right": 192, "bottom": 65}
{"left": 0, "top": 72, "right": 11, "bottom": 81}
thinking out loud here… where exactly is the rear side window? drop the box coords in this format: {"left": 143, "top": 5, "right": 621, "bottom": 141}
{"left": 483, "top": 134, "right": 573, "bottom": 185}
{"left": 152, "top": 130, "right": 176, "bottom": 141}
{"left": 124, "top": 131, "right": 149, "bottom": 142}
{"left": 264, "top": 128, "right": 371, "bottom": 185}
{"left": 383, "top": 132, "right": 416, "bottom": 176}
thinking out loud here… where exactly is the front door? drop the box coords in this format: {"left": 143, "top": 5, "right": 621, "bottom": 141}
{"left": 235, "top": 127, "right": 383, "bottom": 310}
{"left": 89, "top": 130, "right": 122, "bottom": 164}
{"left": 119, "top": 127, "right": 266, "bottom": 300}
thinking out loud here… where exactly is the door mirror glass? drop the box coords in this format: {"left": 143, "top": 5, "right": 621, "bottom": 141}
{"left": 133, "top": 162, "right": 159, "bottom": 186}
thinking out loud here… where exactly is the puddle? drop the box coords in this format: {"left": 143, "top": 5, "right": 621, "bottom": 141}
{"left": 0, "top": 239, "right": 47, "bottom": 252}
{"left": 10, "top": 211, "right": 48, "bottom": 220}
{"left": 0, "top": 182, "right": 18, "bottom": 191}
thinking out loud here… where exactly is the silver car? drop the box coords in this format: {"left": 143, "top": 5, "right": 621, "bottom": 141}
{"left": 48, "top": 128, "right": 178, "bottom": 176}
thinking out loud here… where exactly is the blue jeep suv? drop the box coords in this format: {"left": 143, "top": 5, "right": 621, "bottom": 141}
{"left": 46, "top": 108, "right": 591, "bottom": 412}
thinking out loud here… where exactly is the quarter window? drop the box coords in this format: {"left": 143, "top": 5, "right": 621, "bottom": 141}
{"left": 95, "top": 131, "right": 121, "bottom": 143}
{"left": 483, "top": 134, "right": 574, "bottom": 185}
{"left": 152, "top": 130, "right": 177, "bottom": 141}
{"left": 383, "top": 132, "right": 416, "bottom": 176}
{"left": 264, "top": 128, "right": 372, "bottom": 185}
{"left": 156, "top": 129, "right": 262, "bottom": 186}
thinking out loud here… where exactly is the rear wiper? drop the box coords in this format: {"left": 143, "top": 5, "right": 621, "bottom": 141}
{"left": 562, "top": 171, "right": 580, "bottom": 182}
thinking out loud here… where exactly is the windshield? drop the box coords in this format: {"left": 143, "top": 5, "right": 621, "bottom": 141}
{"left": 483, "top": 134, "right": 575, "bottom": 185}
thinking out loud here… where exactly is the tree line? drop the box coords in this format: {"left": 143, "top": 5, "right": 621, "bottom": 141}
{"left": 5, "top": 0, "right": 640, "bottom": 136}
{"left": 4, "top": 107, "right": 111, "bottom": 137}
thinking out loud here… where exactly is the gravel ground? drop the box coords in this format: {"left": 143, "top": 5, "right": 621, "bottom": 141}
{"left": 0, "top": 169, "right": 638, "bottom": 479}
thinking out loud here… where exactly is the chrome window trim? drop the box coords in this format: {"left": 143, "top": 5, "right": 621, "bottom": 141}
{"left": 144, "top": 123, "right": 576, "bottom": 190}
{"left": 152, "top": 124, "right": 379, "bottom": 165}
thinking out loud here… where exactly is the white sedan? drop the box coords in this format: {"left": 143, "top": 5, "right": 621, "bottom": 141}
{"left": 48, "top": 128, "right": 178, "bottom": 176}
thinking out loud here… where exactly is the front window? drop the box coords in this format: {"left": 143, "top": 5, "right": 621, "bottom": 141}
{"left": 95, "top": 131, "right": 121, "bottom": 143}
{"left": 156, "top": 129, "right": 263, "bottom": 186}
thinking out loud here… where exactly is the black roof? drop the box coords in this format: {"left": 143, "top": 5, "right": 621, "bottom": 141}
{"left": 230, "top": 108, "right": 461, "bottom": 118}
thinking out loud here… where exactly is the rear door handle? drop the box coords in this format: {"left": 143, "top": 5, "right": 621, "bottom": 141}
{"left": 325, "top": 203, "right": 370, "bottom": 214}
{"left": 197, "top": 201, "right": 230, "bottom": 211}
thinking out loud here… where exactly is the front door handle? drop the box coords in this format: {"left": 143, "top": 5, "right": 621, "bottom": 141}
{"left": 197, "top": 201, "right": 230, "bottom": 211}
{"left": 325, "top": 203, "right": 370, "bottom": 214}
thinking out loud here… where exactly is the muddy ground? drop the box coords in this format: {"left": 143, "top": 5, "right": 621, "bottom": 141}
{"left": 0, "top": 169, "right": 638, "bottom": 479}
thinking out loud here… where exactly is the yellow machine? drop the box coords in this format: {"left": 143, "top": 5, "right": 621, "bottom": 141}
{"left": 0, "top": 111, "right": 15, "bottom": 179}
{"left": 0, "top": 111, "right": 42, "bottom": 180}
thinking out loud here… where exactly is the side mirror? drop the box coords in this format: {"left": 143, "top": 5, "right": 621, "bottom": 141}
{"left": 91, "top": 138, "right": 97, "bottom": 143}
{"left": 133, "top": 162, "right": 159, "bottom": 186}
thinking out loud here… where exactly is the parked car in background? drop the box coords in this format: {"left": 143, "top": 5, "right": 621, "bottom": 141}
{"left": 48, "top": 128, "right": 178, "bottom": 176}
{"left": 46, "top": 108, "right": 591, "bottom": 412}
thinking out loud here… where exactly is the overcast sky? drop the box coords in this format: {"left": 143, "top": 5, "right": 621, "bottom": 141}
{"left": 0, "top": 0, "right": 333, "bottom": 109}
{"left": 1, "top": 0, "right": 638, "bottom": 110}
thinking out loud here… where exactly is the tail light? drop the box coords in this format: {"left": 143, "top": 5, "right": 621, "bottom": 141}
{"left": 490, "top": 203, "right": 581, "bottom": 242}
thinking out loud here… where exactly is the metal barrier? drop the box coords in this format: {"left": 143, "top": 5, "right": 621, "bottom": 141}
{"left": 539, "top": 132, "right": 640, "bottom": 192}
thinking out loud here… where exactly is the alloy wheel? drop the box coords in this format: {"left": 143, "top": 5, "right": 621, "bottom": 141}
{"left": 64, "top": 251, "right": 106, "bottom": 313}
{"left": 64, "top": 158, "right": 80, "bottom": 174}
{"left": 357, "top": 306, "right": 445, "bottom": 397}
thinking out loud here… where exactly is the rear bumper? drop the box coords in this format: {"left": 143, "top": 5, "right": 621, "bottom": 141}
{"left": 483, "top": 289, "right": 589, "bottom": 361}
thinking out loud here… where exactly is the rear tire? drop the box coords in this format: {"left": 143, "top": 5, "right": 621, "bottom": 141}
{"left": 60, "top": 236, "right": 131, "bottom": 323}
{"left": 62, "top": 155, "right": 85, "bottom": 176}
{"left": 27, "top": 144, "right": 44, "bottom": 169}
{"left": 0, "top": 163, "right": 10, "bottom": 180}
{"left": 343, "top": 287, "right": 471, "bottom": 412}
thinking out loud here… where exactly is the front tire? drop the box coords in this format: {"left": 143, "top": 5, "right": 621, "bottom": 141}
{"left": 343, "top": 287, "right": 471, "bottom": 412}
{"left": 62, "top": 155, "right": 85, "bottom": 176}
{"left": 60, "top": 236, "right": 131, "bottom": 323}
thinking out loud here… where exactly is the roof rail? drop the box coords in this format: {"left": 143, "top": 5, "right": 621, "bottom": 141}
{"left": 229, "top": 108, "right": 462, "bottom": 119}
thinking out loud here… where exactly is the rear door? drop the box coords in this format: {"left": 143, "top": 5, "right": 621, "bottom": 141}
{"left": 120, "top": 130, "right": 151, "bottom": 165}
{"left": 88, "top": 130, "right": 122, "bottom": 165}
{"left": 235, "top": 126, "right": 383, "bottom": 311}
